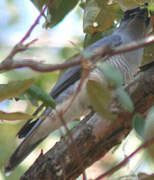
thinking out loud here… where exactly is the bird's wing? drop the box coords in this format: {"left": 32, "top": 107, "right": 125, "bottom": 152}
{"left": 17, "top": 34, "right": 122, "bottom": 139}
{"left": 17, "top": 65, "right": 82, "bottom": 138}
{"left": 50, "top": 65, "right": 82, "bottom": 98}
{"left": 5, "top": 32, "right": 124, "bottom": 175}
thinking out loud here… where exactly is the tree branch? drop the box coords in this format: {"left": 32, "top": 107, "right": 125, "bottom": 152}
{"left": 20, "top": 62, "right": 154, "bottom": 180}
{"left": 95, "top": 136, "right": 154, "bottom": 180}
{"left": 0, "top": 35, "right": 154, "bottom": 73}
{"left": 1, "top": 3, "right": 48, "bottom": 67}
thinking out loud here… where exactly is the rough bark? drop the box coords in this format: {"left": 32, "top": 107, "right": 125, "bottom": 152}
{"left": 20, "top": 65, "right": 154, "bottom": 180}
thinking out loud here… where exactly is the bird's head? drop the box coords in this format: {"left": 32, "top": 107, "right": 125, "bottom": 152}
{"left": 117, "top": 6, "right": 150, "bottom": 39}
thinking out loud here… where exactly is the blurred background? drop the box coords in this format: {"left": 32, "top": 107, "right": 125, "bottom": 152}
{"left": 0, "top": 1, "right": 84, "bottom": 179}
{"left": 0, "top": 0, "right": 154, "bottom": 180}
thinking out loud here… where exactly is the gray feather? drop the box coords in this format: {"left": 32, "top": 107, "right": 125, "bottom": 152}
{"left": 4, "top": 7, "right": 150, "bottom": 174}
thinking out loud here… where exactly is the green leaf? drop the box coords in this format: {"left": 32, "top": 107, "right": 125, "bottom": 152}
{"left": 116, "top": 87, "right": 134, "bottom": 112}
{"left": 2, "top": 69, "right": 41, "bottom": 81}
{"left": 0, "top": 111, "right": 32, "bottom": 121}
{"left": 87, "top": 79, "right": 116, "bottom": 120}
{"left": 47, "top": 0, "right": 79, "bottom": 27}
{"left": 26, "top": 85, "right": 56, "bottom": 108}
{"left": 83, "top": 0, "right": 116, "bottom": 34}
{"left": 30, "top": 0, "right": 46, "bottom": 11}
{"left": 31, "top": 0, "right": 79, "bottom": 28}
{"left": 144, "top": 107, "right": 154, "bottom": 140}
{"left": 148, "top": 2, "right": 154, "bottom": 12}
{"left": 98, "top": 62, "right": 123, "bottom": 87}
{"left": 0, "top": 79, "right": 35, "bottom": 102}
{"left": 144, "top": 107, "right": 154, "bottom": 160}
{"left": 84, "top": 31, "right": 103, "bottom": 48}
{"left": 118, "top": 0, "right": 139, "bottom": 11}
{"left": 26, "top": 93, "right": 39, "bottom": 106}
{"left": 118, "top": 0, "right": 153, "bottom": 11}
{"left": 84, "top": 27, "right": 114, "bottom": 48}
{"left": 133, "top": 114, "right": 145, "bottom": 138}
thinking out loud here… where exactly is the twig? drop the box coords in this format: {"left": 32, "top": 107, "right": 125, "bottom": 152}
{"left": 19, "top": 6, "right": 47, "bottom": 44}
{"left": 108, "top": 34, "right": 154, "bottom": 55}
{"left": 95, "top": 136, "right": 154, "bottom": 180}
{"left": 0, "top": 35, "right": 153, "bottom": 73}
{"left": 0, "top": 58, "right": 81, "bottom": 72}
{"left": 57, "top": 111, "right": 87, "bottom": 180}
{"left": 2, "top": 5, "right": 48, "bottom": 65}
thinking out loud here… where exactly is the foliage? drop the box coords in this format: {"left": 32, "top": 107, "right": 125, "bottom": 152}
{"left": 0, "top": 79, "right": 35, "bottom": 102}
{"left": 118, "top": 0, "right": 152, "bottom": 11}
{"left": 0, "top": 111, "right": 32, "bottom": 121}
{"left": 31, "top": 0, "right": 79, "bottom": 28}
{"left": 87, "top": 79, "right": 116, "bottom": 120}
{"left": 87, "top": 62, "right": 134, "bottom": 120}
{"left": 133, "top": 113, "right": 145, "bottom": 139}
{"left": 0, "top": 0, "right": 154, "bottom": 180}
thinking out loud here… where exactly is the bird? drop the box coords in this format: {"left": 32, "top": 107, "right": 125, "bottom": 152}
{"left": 4, "top": 6, "right": 150, "bottom": 175}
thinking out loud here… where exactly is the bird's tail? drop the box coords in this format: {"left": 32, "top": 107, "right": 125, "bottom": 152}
{"left": 4, "top": 117, "right": 48, "bottom": 176}
{"left": 4, "top": 136, "right": 45, "bottom": 176}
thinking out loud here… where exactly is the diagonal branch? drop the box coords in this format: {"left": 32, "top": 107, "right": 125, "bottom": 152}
{"left": 0, "top": 35, "right": 154, "bottom": 73}
{"left": 20, "top": 62, "right": 154, "bottom": 180}
{"left": 2, "top": 3, "right": 48, "bottom": 65}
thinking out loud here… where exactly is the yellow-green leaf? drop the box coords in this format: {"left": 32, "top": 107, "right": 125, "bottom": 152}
{"left": 133, "top": 113, "right": 145, "bottom": 139}
{"left": 98, "top": 62, "right": 123, "bottom": 87}
{"left": 148, "top": 2, "right": 154, "bottom": 12}
{"left": 143, "top": 107, "right": 154, "bottom": 160}
{"left": 83, "top": 0, "right": 116, "bottom": 34}
{"left": 0, "top": 79, "right": 35, "bottom": 102}
{"left": 0, "top": 111, "right": 32, "bottom": 121}
{"left": 116, "top": 87, "right": 134, "bottom": 112}
{"left": 118, "top": 0, "right": 139, "bottom": 11}
{"left": 118, "top": 0, "right": 152, "bottom": 11}
{"left": 84, "top": 27, "right": 114, "bottom": 48}
{"left": 144, "top": 107, "right": 154, "bottom": 140}
{"left": 87, "top": 79, "right": 116, "bottom": 120}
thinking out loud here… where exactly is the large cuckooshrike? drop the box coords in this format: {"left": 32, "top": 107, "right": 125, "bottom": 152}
{"left": 4, "top": 7, "right": 150, "bottom": 174}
